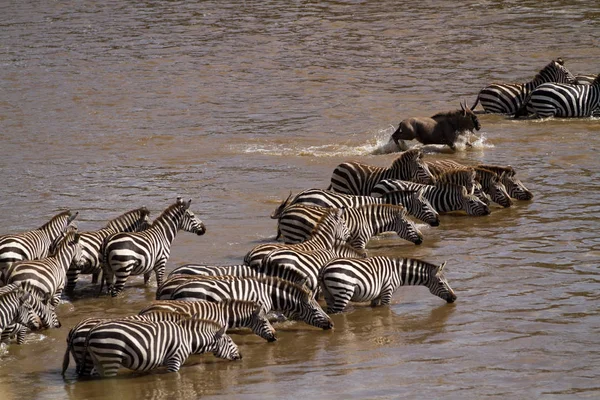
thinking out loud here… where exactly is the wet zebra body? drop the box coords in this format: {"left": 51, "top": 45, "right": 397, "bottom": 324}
{"left": 471, "top": 58, "right": 576, "bottom": 114}
{"left": 165, "top": 276, "right": 333, "bottom": 330}
{"left": 0, "top": 210, "right": 78, "bottom": 273}
{"left": 277, "top": 204, "right": 423, "bottom": 249}
{"left": 81, "top": 317, "right": 240, "bottom": 377}
{"left": 426, "top": 160, "right": 513, "bottom": 207}
{"left": 0, "top": 285, "right": 44, "bottom": 339}
{"left": 4, "top": 231, "right": 82, "bottom": 307}
{"left": 476, "top": 164, "right": 533, "bottom": 200}
{"left": 371, "top": 180, "right": 490, "bottom": 216}
{"left": 244, "top": 207, "right": 349, "bottom": 268}
{"left": 319, "top": 256, "right": 457, "bottom": 314}
{"left": 65, "top": 207, "right": 151, "bottom": 293}
{"left": 102, "top": 198, "right": 206, "bottom": 297}
{"left": 329, "top": 149, "right": 435, "bottom": 195}
{"left": 524, "top": 75, "right": 600, "bottom": 118}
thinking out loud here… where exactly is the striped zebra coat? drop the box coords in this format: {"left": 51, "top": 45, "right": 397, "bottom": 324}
{"left": 0, "top": 210, "right": 78, "bottom": 272}
{"left": 271, "top": 188, "right": 440, "bottom": 227}
{"left": 81, "top": 318, "right": 240, "bottom": 377}
{"left": 4, "top": 230, "right": 82, "bottom": 307}
{"left": 319, "top": 256, "right": 457, "bottom": 314}
{"left": 0, "top": 285, "right": 44, "bottom": 337}
{"left": 427, "top": 167, "right": 489, "bottom": 205}
{"left": 426, "top": 160, "right": 513, "bottom": 207}
{"left": 522, "top": 74, "right": 600, "bottom": 118}
{"left": 244, "top": 207, "right": 350, "bottom": 268}
{"left": 470, "top": 58, "right": 576, "bottom": 115}
{"left": 164, "top": 276, "right": 334, "bottom": 330}
{"left": 65, "top": 207, "right": 151, "bottom": 293}
{"left": 371, "top": 180, "right": 490, "bottom": 216}
{"left": 476, "top": 164, "right": 533, "bottom": 201}
{"left": 101, "top": 198, "right": 206, "bottom": 297}
{"left": 277, "top": 204, "right": 423, "bottom": 249}
{"left": 329, "top": 149, "right": 436, "bottom": 195}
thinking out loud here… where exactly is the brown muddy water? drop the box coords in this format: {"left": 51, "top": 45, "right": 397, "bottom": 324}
{"left": 1, "top": 1, "right": 599, "bottom": 399}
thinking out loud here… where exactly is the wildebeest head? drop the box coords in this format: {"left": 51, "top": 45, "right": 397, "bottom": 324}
{"left": 460, "top": 100, "right": 481, "bottom": 131}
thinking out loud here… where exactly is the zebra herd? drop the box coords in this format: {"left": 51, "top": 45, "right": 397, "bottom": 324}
{"left": 470, "top": 58, "right": 600, "bottom": 118}
{"left": 0, "top": 145, "right": 533, "bottom": 378}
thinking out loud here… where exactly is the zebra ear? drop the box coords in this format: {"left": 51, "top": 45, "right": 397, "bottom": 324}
{"left": 214, "top": 326, "right": 226, "bottom": 341}
{"left": 184, "top": 199, "right": 192, "bottom": 210}
{"left": 436, "top": 261, "right": 447, "bottom": 277}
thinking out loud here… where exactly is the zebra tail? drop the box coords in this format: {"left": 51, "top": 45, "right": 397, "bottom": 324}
{"left": 78, "top": 326, "right": 96, "bottom": 376}
{"left": 61, "top": 341, "right": 72, "bottom": 376}
{"left": 469, "top": 95, "right": 480, "bottom": 113}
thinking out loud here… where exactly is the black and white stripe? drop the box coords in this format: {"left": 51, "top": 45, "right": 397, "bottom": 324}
{"left": 244, "top": 207, "right": 349, "bottom": 268}
{"left": 319, "top": 256, "right": 457, "bottom": 314}
{"left": 80, "top": 317, "right": 240, "bottom": 377}
{"left": 329, "top": 149, "right": 436, "bottom": 195}
{"left": 164, "top": 276, "right": 334, "bottom": 330}
{"left": 277, "top": 204, "right": 423, "bottom": 249}
{"left": 471, "top": 58, "right": 576, "bottom": 114}
{"left": 371, "top": 180, "right": 491, "bottom": 216}
{"left": 476, "top": 164, "right": 533, "bottom": 201}
{"left": 0, "top": 284, "right": 44, "bottom": 338}
{"left": 4, "top": 230, "right": 82, "bottom": 307}
{"left": 0, "top": 210, "right": 78, "bottom": 272}
{"left": 65, "top": 207, "right": 151, "bottom": 293}
{"left": 524, "top": 74, "right": 600, "bottom": 118}
{"left": 101, "top": 198, "right": 206, "bottom": 297}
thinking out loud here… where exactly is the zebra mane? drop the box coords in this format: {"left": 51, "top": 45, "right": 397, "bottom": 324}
{"left": 150, "top": 200, "right": 185, "bottom": 227}
{"left": 38, "top": 210, "right": 73, "bottom": 230}
{"left": 308, "top": 206, "right": 340, "bottom": 237}
{"left": 391, "top": 149, "right": 421, "bottom": 166}
{"left": 432, "top": 181, "right": 471, "bottom": 194}
{"left": 531, "top": 59, "right": 574, "bottom": 83}
{"left": 436, "top": 168, "right": 477, "bottom": 182}
{"left": 592, "top": 74, "right": 600, "bottom": 86}
{"left": 104, "top": 206, "right": 150, "bottom": 229}
{"left": 353, "top": 203, "right": 407, "bottom": 215}
{"left": 476, "top": 164, "right": 516, "bottom": 177}
{"left": 253, "top": 276, "right": 313, "bottom": 298}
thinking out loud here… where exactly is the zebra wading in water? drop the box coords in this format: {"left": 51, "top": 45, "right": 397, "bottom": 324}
{"left": 470, "top": 58, "right": 576, "bottom": 115}
{"left": 516, "top": 74, "right": 600, "bottom": 118}
{"left": 427, "top": 167, "right": 489, "bottom": 205}
{"left": 244, "top": 207, "right": 350, "bottom": 269}
{"left": 4, "top": 230, "right": 82, "bottom": 308}
{"left": 0, "top": 285, "right": 45, "bottom": 338}
{"left": 277, "top": 204, "right": 423, "bottom": 249}
{"left": 165, "top": 275, "right": 334, "bottom": 330}
{"left": 65, "top": 207, "right": 151, "bottom": 294}
{"left": 328, "top": 149, "right": 436, "bottom": 195}
{"left": 0, "top": 210, "right": 78, "bottom": 272}
{"left": 80, "top": 318, "right": 241, "bottom": 377}
{"left": 101, "top": 198, "right": 206, "bottom": 297}
{"left": 319, "top": 256, "right": 456, "bottom": 314}
{"left": 475, "top": 164, "right": 533, "bottom": 201}
{"left": 371, "top": 180, "right": 490, "bottom": 216}
{"left": 271, "top": 188, "right": 440, "bottom": 227}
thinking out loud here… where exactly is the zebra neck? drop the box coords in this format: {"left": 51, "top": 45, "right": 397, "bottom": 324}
{"left": 148, "top": 210, "right": 183, "bottom": 244}
{"left": 394, "top": 258, "right": 434, "bottom": 287}
{"left": 57, "top": 246, "right": 76, "bottom": 272}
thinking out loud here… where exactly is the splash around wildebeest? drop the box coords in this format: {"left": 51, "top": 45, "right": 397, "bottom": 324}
{"left": 388, "top": 101, "right": 481, "bottom": 152}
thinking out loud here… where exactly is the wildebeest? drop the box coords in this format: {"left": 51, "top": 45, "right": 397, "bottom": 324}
{"left": 389, "top": 101, "right": 481, "bottom": 152}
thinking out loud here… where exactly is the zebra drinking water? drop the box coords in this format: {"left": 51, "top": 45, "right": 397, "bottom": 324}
{"left": 65, "top": 206, "right": 151, "bottom": 293}
{"left": 470, "top": 58, "right": 576, "bottom": 115}
{"left": 319, "top": 256, "right": 457, "bottom": 314}
{"left": 475, "top": 164, "right": 533, "bottom": 201}
{"left": 0, "top": 285, "right": 44, "bottom": 338}
{"left": 271, "top": 188, "right": 440, "bottom": 227}
{"left": 0, "top": 210, "right": 78, "bottom": 272}
{"left": 101, "top": 198, "right": 206, "bottom": 297}
{"left": 277, "top": 204, "right": 423, "bottom": 249}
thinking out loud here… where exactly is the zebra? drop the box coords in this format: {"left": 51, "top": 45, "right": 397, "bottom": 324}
{"left": 4, "top": 230, "right": 82, "bottom": 307}
{"left": 329, "top": 149, "right": 436, "bottom": 195}
{"left": 575, "top": 74, "right": 598, "bottom": 85}
{"left": 244, "top": 207, "right": 350, "bottom": 269}
{"left": 520, "top": 74, "right": 600, "bottom": 118}
{"left": 271, "top": 188, "right": 440, "bottom": 227}
{"left": 259, "top": 244, "right": 366, "bottom": 298}
{"left": 65, "top": 207, "right": 151, "bottom": 294}
{"left": 470, "top": 58, "right": 576, "bottom": 115}
{"left": 80, "top": 317, "right": 240, "bottom": 377}
{"left": 0, "top": 285, "right": 44, "bottom": 338}
{"left": 426, "top": 167, "right": 489, "bottom": 205}
{"left": 0, "top": 210, "right": 78, "bottom": 272}
{"left": 157, "top": 263, "right": 311, "bottom": 299}
{"left": 476, "top": 164, "right": 533, "bottom": 201}
{"left": 371, "top": 180, "right": 491, "bottom": 216}
{"left": 165, "top": 275, "right": 334, "bottom": 330}
{"left": 319, "top": 256, "right": 457, "bottom": 314}
{"left": 277, "top": 204, "right": 423, "bottom": 249}
{"left": 0, "top": 291, "right": 60, "bottom": 344}
{"left": 426, "top": 160, "right": 513, "bottom": 208}
{"left": 101, "top": 198, "right": 206, "bottom": 297}
{"left": 139, "top": 299, "right": 277, "bottom": 342}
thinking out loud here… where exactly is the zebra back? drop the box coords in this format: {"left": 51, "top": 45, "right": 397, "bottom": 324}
{"left": 0, "top": 210, "right": 78, "bottom": 271}
{"left": 526, "top": 76, "right": 600, "bottom": 118}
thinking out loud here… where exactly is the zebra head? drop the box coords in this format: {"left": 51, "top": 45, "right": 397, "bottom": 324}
{"left": 410, "top": 188, "right": 440, "bottom": 227}
{"left": 212, "top": 328, "right": 242, "bottom": 360}
{"left": 178, "top": 199, "right": 207, "bottom": 236}
{"left": 393, "top": 207, "right": 423, "bottom": 245}
{"left": 249, "top": 303, "right": 277, "bottom": 342}
{"left": 34, "top": 292, "right": 61, "bottom": 329}
{"left": 48, "top": 211, "right": 79, "bottom": 256}
{"left": 294, "top": 288, "right": 334, "bottom": 330}
{"left": 12, "top": 290, "right": 43, "bottom": 331}
{"left": 504, "top": 174, "right": 534, "bottom": 201}
{"left": 427, "top": 262, "right": 457, "bottom": 303}
{"left": 550, "top": 58, "right": 577, "bottom": 84}
{"left": 488, "top": 173, "right": 513, "bottom": 208}
{"left": 402, "top": 150, "right": 436, "bottom": 185}
{"left": 460, "top": 186, "right": 491, "bottom": 216}
{"left": 320, "top": 208, "right": 350, "bottom": 246}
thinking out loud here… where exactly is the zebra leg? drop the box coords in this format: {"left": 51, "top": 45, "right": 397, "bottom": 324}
{"left": 111, "top": 267, "right": 134, "bottom": 297}
{"left": 144, "top": 271, "right": 153, "bottom": 285}
{"left": 15, "top": 326, "right": 27, "bottom": 345}
{"left": 154, "top": 260, "right": 167, "bottom": 288}
{"left": 165, "top": 353, "right": 186, "bottom": 373}
{"left": 65, "top": 268, "right": 79, "bottom": 294}
{"left": 376, "top": 285, "right": 395, "bottom": 307}
{"left": 326, "top": 288, "right": 354, "bottom": 314}
{"left": 91, "top": 271, "right": 100, "bottom": 284}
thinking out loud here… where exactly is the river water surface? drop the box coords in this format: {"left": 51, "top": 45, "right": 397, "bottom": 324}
{"left": 1, "top": 1, "right": 599, "bottom": 399}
